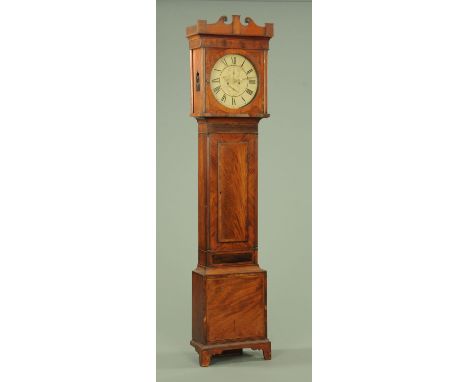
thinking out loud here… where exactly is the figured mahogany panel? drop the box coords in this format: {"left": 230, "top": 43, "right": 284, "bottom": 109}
{"left": 208, "top": 133, "right": 257, "bottom": 252}
{"left": 206, "top": 273, "right": 265, "bottom": 343}
{"left": 218, "top": 141, "right": 248, "bottom": 242}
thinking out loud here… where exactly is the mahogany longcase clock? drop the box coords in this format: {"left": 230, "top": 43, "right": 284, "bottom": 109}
{"left": 186, "top": 15, "right": 274, "bottom": 367}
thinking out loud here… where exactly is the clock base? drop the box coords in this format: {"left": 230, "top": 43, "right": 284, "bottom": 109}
{"left": 190, "top": 339, "right": 271, "bottom": 367}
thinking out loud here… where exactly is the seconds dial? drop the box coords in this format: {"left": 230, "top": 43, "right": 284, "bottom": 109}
{"left": 210, "top": 54, "right": 258, "bottom": 109}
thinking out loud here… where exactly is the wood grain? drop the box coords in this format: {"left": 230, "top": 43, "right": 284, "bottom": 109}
{"left": 191, "top": 272, "right": 206, "bottom": 344}
{"left": 217, "top": 141, "right": 248, "bottom": 242}
{"left": 206, "top": 273, "right": 265, "bottom": 342}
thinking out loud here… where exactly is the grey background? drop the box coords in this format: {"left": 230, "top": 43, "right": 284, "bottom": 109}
{"left": 157, "top": 0, "right": 311, "bottom": 380}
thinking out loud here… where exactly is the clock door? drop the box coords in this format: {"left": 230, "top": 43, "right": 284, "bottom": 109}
{"left": 208, "top": 132, "right": 257, "bottom": 252}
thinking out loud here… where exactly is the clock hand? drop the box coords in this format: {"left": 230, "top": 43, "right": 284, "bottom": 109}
{"left": 227, "top": 84, "right": 238, "bottom": 93}
{"left": 223, "top": 74, "right": 239, "bottom": 93}
{"left": 223, "top": 73, "right": 236, "bottom": 83}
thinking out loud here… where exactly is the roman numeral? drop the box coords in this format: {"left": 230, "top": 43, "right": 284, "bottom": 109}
{"left": 231, "top": 56, "right": 236, "bottom": 64}
{"left": 211, "top": 78, "right": 220, "bottom": 83}
{"left": 221, "top": 94, "right": 226, "bottom": 102}
{"left": 241, "top": 60, "right": 245, "bottom": 67}
{"left": 245, "top": 88, "right": 253, "bottom": 95}
{"left": 246, "top": 69, "right": 253, "bottom": 75}
{"left": 214, "top": 68, "right": 221, "bottom": 72}
{"left": 249, "top": 79, "right": 256, "bottom": 84}
{"left": 231, "top": 97, "right": 236, "bottom": 106}
{"left": 213, "top": 86, "right": 221, "bottom": 94}
{"left": 222, "top": 58, "right": 228, "bottom": 66}
{"left": 241, "top": 96, "right": 246, "bottom": 103}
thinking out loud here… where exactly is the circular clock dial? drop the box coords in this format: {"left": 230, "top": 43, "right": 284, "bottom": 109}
{"left": 210, "top": 54, "right": 258, "bottom": 109}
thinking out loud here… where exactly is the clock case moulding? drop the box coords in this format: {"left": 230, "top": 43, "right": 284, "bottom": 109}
{"left": 186, "top": 15, "right": 274, "bottom": 367}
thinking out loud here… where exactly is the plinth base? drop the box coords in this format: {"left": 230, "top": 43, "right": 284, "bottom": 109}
{"left": 190, "top": 339, "right": 271, "bottom": 367}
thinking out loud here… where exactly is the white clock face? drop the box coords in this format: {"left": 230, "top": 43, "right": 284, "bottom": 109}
{"left": 210, "top": 54, "right": 258, "bottom": 109}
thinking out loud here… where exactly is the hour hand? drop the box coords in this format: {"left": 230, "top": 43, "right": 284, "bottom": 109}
{"left": 227, "top": 84, "right": 238, "bottom": 92}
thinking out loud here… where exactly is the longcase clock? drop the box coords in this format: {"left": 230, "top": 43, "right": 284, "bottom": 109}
{"left": 186, "top": 15, "right": 274, "bottom": 367}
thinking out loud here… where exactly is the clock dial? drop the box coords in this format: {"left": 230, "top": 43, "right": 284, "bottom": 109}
{"left": 210, "top": 54, "right": 258, "bottom": 109}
